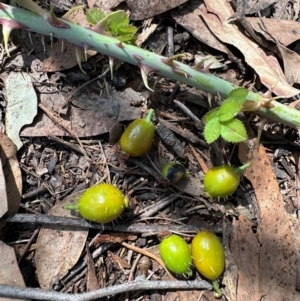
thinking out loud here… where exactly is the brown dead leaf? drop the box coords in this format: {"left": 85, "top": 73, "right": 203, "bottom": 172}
{"left": 0, "top": 241, "right": 27, "bottom": 301}
{"left": 0, "top": 133, "right": 22, "bottom": 220}
{"left": 276, "top": 43, "right": 300, "bottom": 86}
{"left": 86, "top": 243, "right": 99, "bottom": 291}
{"left": 222, "top": 242, "right": 238, "bottom": 301}
{"left": 35, "top": 191, "right": 88, "bottom": 290}
{"left": 201, "top": 0, "right": 300, "bottom": 97}
{"left": 230, "top": 215, "right": 260, "bottom": 300}
{"left": 290, "top": 217, "right": 300, "bottom": 290}
{"left": 20, "top": 88, "right": 142, "bottom": 137}
{"left": 127, "top": 0, "right": 188, "bottom": 20}
{"left": 0, "top": 158, "right": 7, "bottom": 219}
{"left": 172, "top": 0, "right": 229, "bottom": 54}
{"left": 245, "top": 17, "right": 300, "bottom": 85}
{"left": 238, "top": 140, "right": 296, "bottom": 301}
{"left": 247, "top": 17, "right": 300, "bottom": 46}
{"left": 244, "top": 0, "right": 276, "bottom": 14}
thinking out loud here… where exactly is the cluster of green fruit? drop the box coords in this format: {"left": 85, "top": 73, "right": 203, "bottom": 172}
{"left": 160, "top": 232, "right": 225, "bottom": 298}
{"left": 65, "top": 110, "right": 250, "bottom": 298}
{"left": 66, "top": 110, "right": 250, "bottom": 223}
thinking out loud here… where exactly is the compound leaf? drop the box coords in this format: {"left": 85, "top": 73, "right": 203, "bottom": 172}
{"left": 218, "top": 88, "right": 248, "bottom": 122}
{"left": 220, "top": 118, "right": 247, "bottom": 143}
{"left": 202, "top": 107, "right": 220, "bottom": 124}
{"left": 204, "top": 118, "right": 221, "bottom": 144}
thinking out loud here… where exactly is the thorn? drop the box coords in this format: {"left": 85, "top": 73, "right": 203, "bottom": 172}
{"left": 61, "top": 40, "right": 65, "bottom": 52}
{"left": 258, "top": 78, "right": 282, "bottom": 108}
{"left": 28, "top": 32, "right": 33, "bottom": 45}
{"left": 207, "top": 93, "right": 213, "bottom": 107}
{"left": 2, "top": 26, "right": 12, "bottom": 56}
{"left": 40, "top": 35, "right": 46, "bottom": 53}
{"left": 49, "top": 4, "right": 70, "bottom": 28}
{"left": 50, "top": 32, "right": 53, "bottom": 48}
{"left": 1, "top": 21, "right": 22, "bottom": 56}
{"left": 256, "top": 118, "right": 268, "bottom": 147}
{"left": 109, "top": 57, "right": 114, "bottom": 80}
{"left": 161, "top": 54, "right": 185, "bottom": 67}
{"left": 173, "top": 67, "right": 190, "bottom": 78}
{"left": 75, "top": 47, "right": 86, "bottom": 73}
{"left": 62, "top": 5, "right": 85, "bottom": 21}
{"left": 140, "top": 68, "right": 154, "bottom": 92}
{"left": 116, "top": 42, "right": 125, "bottom": 49}
{"left": 133, "top": 55, "right": 157, "bottom": 92}
{"left": 83, "top": 44, "right": 89, "bottom": 61}
{"left": 193, "top": 55, "right": 219, "bottom": 72}
{"left": 93, "top": 10, "right": 124, "bottom": 35}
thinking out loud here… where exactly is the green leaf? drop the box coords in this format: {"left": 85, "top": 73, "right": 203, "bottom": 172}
{"left": 202, "top": 107, "right": 219, "bottom": 124}
{"left": 85, "top": 9, "right": 138, "bottom": 43}
{"left": 117, "top": 24, "right": 138, "bottom": 35}
{"left": 224, "top": 87, "right": 249, "bottom": 104}
{"left": 220, "top": 118, "right": 247, "bottom": 143}
{"left": 86, "top": 8, "right": 106, "bottom": 25}
{"left": 218, "top": 88, "right": 248, "bottom": 122}
{"left": 116, "top": 33, "right": 137, "bottom": 43}
{"left": 218, "top": 100, "right": 243, "bottom": 122}
{"left": 204, "top": 118, "right": 221, "bottom": 144}
{"left": 115, "top": 24, "right": 138, "bottom": 43}
{"left": 109, "top": 11, "right": 128, "bottom": 32}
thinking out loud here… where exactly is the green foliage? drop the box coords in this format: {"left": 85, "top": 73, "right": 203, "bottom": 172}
{"left": 86, "top": 9, "right": 137, "bottom": 44}
{"left": 203, "top": 88, "right": 248, "bottom": 143}
{"left": 86, "top": 8, "right": 106, "bottom": 25}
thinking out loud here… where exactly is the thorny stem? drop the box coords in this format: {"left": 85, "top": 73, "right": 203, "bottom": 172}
{"left": 0, "top": 4, "right": 300, "bottom": 129}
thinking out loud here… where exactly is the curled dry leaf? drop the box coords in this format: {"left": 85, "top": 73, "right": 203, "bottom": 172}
{"left": 5, "top": 72, "right": 37, "bottom": 150}
{"left": 21, "top": 88, "right": 142, "bottom": 138}
{"left": 0, "top": 158, "right": 7, "bottom": 219}
{"left": 0, "top": 133, "right": 22, "bottom": 228}
{"left": 237, "top": 139, "right": 296, "bottom": 301}
{"left": 230, "top": 215, "right": 260, "bottom": 300}
{"left": 35, "top": 191, "right": 88, "bottom": 290}
{"left": 172, "top": 1, "right": 229, "bottom": 54}
{"left": 200, "top": 0, "right": 300, "bottom": 97}
{"left": 247, "top": 17, "right": 300, "bottom": 46}
{"left": 0, "top": 241, "right": 27, "bottom": 300}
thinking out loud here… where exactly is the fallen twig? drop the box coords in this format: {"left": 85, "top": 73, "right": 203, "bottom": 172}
{"left": 2, "top": 213, "right": 222, "bottom": 234}
{"left": 0, "top": 279, "right": 212, "bottom": 301}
